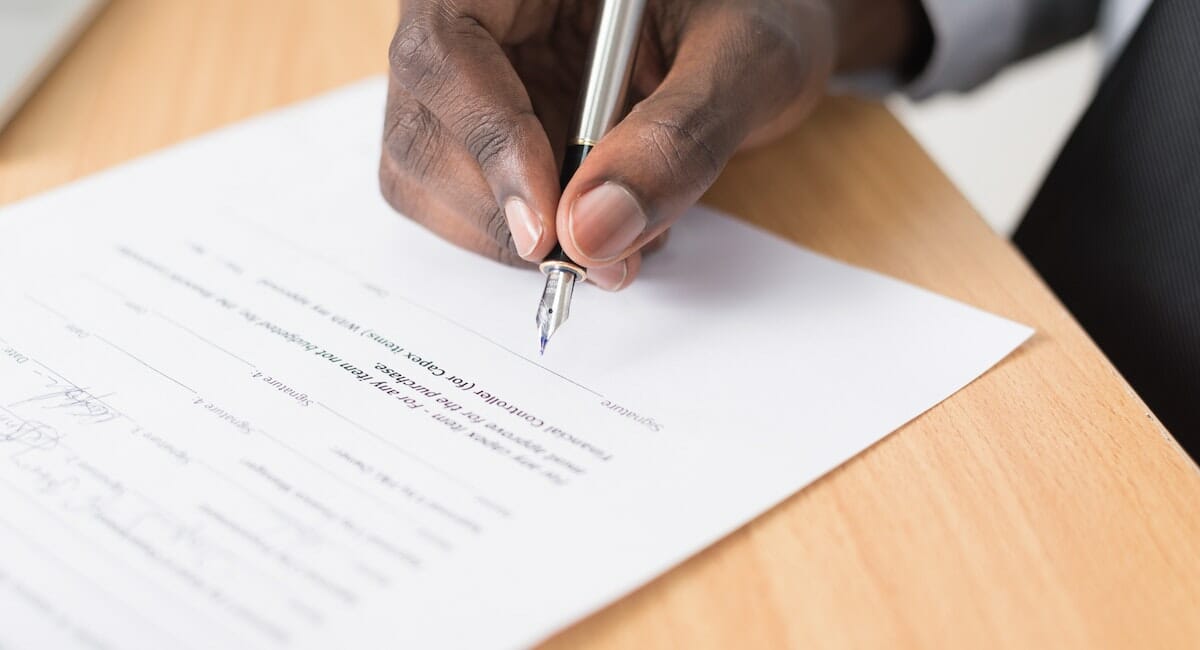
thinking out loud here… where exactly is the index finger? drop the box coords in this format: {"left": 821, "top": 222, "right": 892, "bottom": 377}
{"left": 391, "top": 1, "right": 561, "bottom": 261}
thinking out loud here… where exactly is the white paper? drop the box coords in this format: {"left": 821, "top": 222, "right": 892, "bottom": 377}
{"left": 0, "top": 78, "right": 1031, "bottom": 649}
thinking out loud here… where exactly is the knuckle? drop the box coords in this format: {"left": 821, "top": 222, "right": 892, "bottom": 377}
{"left": 384, "top": 97, "right": 441, "bottom": 179}
{"left": 390, "top": 11, "right": 492, "bottom": 96}
{"left": 732, "top": 7, "right": 817, "bottom": 94}
{"left": 454, "top": 215, "right": 524, "bottom": 267}
{"left": 736, "top": 7, "right": 804, "bottom": 58}
{"left": 389, "top": 12, "right": 453, "bottom": 95}
{"left": 479, "top": 200, "right": 518, "bottom": 260}
{"left": 457, "top": 106, "right": 524, "bottom": 171}
{"left": 635, "top": 102, "right": 724, "bottom": 186}
{"left": 449, "top": 220, "right": 523, "bottom": 267}
{"left": 443, "top": 12, "right": 492, "bottom": 44}
{"left": 389, "top": 12, "right": 432, "bottom": 71}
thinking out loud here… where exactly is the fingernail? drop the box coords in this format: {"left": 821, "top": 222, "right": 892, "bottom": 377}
{"left": 504, "top": 197, "right": 542, "bottom": 259}
{"left": 588, "top": 261, "right": 629, "bottom": 292}
{"left": 569, "top": 182, "right": 647, "bottom": 263}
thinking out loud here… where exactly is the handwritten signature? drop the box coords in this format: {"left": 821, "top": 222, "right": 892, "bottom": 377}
{"left": 10, "top": 377, "right": 121, "bottom": 424}
{"left": 0, "top": 414, "right": 62, "bottom": 452}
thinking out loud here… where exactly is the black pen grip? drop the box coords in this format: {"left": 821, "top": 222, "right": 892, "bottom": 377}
{"left": 544, "top": 143, "right": 594, "bottom": 264}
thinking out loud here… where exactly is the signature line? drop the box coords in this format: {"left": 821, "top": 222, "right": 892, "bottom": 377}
{"left": 91, "top": 333, "right": 197, "bottom": 395}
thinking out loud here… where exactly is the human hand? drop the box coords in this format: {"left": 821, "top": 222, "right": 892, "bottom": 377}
{"left": 380, "top": 0, "right": 922, "bottom": 289}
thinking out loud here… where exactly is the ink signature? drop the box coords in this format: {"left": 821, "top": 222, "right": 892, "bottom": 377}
{"left": 0, "top": 415, "right": 62, "bottom": 452}
{"left": 10, "top": 376, "right": 121, "bottom": 424}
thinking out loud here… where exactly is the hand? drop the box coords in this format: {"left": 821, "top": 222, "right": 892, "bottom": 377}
{"left": 380, "top": 0, "right": 923, "bottom": 290}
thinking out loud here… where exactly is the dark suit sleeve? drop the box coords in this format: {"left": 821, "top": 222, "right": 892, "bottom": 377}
{"left": 1021, "top": 0, "right": 1105, "bottom": 56}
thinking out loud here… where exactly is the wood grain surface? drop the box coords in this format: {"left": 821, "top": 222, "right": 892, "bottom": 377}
{"left": 1, "top": 2, "right": 1196, "bottom": 648}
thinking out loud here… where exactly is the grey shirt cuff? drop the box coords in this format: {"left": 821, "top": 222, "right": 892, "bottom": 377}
{"left": 831, "top": 0, "right": 1026, "bottom": 99}
{"left": 908, "top": 0, "right": 1027, "bottom": 98}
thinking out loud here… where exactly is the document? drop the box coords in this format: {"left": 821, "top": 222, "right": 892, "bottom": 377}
{"left": 0, "top": 78, "right": 1031, "bottom": 649}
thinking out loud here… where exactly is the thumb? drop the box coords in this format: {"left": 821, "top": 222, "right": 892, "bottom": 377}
{"left": 556, "top": 6, "right": 825, "bottom": 268}
{"left": 557, "top": 86, "right": 733, "bottom": 268}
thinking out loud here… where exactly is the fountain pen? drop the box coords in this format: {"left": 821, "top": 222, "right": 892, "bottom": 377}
{"left": 536, "top": 0, "right": 647, "bottom": 354}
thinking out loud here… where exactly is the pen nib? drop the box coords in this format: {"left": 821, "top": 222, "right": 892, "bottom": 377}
{"left": 539, "top": 335, "right": 548, "bottom": 356}
{"left": 536, "top": 267, "right": 577, "bottom": 355}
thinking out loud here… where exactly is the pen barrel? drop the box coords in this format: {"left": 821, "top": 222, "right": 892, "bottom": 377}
{"left": 544, "top": 143, "right": 593, "bottom": 266}
{"left": 545, "top": 0, "right": 646, "bottom": 269}
{"left": 571, "top": 0, "right": 647, "bottom": 146}
{"left": 559, "top": 143, "right": 593, "bottom": 191}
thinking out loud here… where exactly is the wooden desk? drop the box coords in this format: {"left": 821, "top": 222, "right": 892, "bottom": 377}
{"left": 1, "top": 1, "right": 1197, "bottom": 647}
